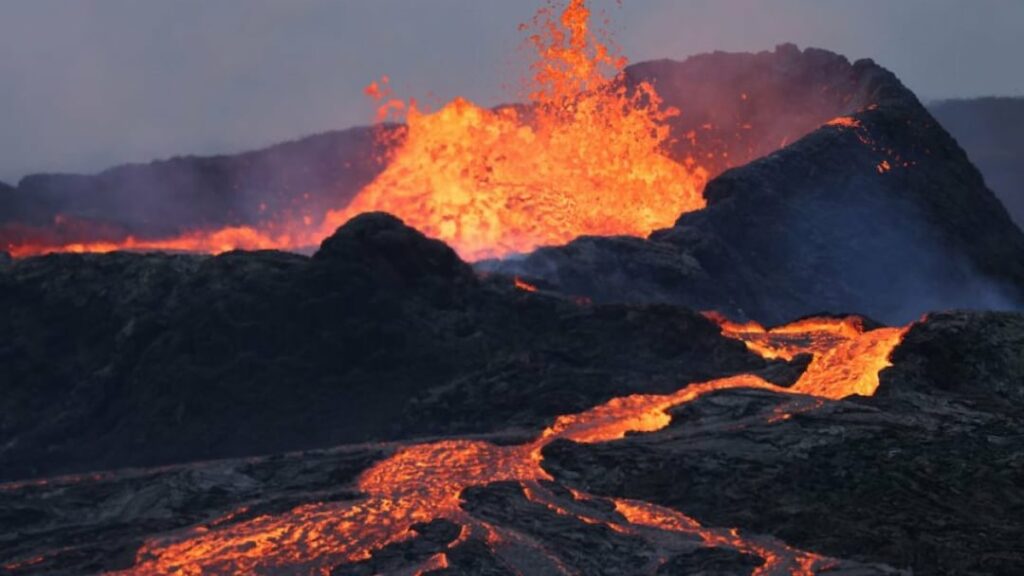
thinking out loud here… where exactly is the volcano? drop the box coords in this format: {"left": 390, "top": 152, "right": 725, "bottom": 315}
{"left": 5, "top": 43, "right": 1022, "bottom": 324}
{"left": 490, "top": 46, "right": 1024, "bottom": 324}
{"left": 2, "top": 1, "right": 1024, "bottom": 575}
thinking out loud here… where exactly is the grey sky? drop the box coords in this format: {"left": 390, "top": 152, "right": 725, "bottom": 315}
{"left": 1, "top": 0, "right": 1022, "bottom": 183}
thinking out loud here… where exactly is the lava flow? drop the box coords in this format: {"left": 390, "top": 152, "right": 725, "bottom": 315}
{"left": 5, "top": 0, "right": 708, "bottom": 262}
{"left": 107, "top": 315, "right": 909, "bottom": 576}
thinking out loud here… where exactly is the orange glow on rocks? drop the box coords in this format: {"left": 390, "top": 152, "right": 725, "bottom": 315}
{"left": 825, "top": 116, "right": 862, "bottom": 129}
{"left": 514, "top": 276, "right": 539, "bottom": 292}
{"left": 110, "top": 314, "right": 909, "bottom": 575}
{"left": 4, "top": 225, "right": 287, "bottom": 258}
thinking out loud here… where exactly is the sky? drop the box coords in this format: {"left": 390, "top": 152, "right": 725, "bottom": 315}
{"left": 1, "top": 0, "right": 1023, "bottom": 184}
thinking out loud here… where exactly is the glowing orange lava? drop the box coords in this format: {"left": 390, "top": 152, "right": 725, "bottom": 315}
{"left": 316, "top": 0, "right": 707, "bottom": 260}
{"left": 103, "top": 315, "right": 909, "bottom": 575}
{"left": 5, "top": 0, "right": 707, "bottom": 261}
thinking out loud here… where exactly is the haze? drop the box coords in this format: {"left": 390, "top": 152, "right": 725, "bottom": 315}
{"left": 1, "top": 0, "right": 1022, "bottom": 183}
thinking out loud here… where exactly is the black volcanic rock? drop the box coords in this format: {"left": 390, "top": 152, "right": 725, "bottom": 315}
{"left": 313, "top": 211, "right": 477, "bottom": 294}
{"left": 459, "top": 481, "right": 654, "bottom": 574}
{"left": 657, "top": 548, "right": 763, "bottom": 576}
{"left": 494, "top": 46, "right": 1024, "bottom": 324}
{"left": 331, "top": 519, "right": 467, "bottom": 576}
{"left": 542, "top": 311, "right": 1024, "bottom": 575}
{"left": 879, "top": 310, "right": 1024, "bottom": 404}
{"left": 0, "top": 215, "right": 768, "bottom": 481}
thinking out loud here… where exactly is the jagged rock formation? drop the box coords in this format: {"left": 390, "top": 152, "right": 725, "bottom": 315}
{"left": 0, "top": 213, "right": 769, "bottom": 481}
{"left": 493, "top": 46, "right": 1024, "bottom": 324}
{"left": 542, "top": 311, "right": 1024, "bottom": 575}
{"left": 929, "top": 97, "right": 1024, "bottom": 227}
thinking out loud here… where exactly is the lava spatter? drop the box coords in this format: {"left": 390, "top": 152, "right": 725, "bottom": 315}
{"left": 6, "top": 0, "right": 708, "bottom": 262}
{"left": 317, "top": 0, "right": 708, "bottom": 260}
{"left": 110, "top": 315, "right": 910, "bottom": 575}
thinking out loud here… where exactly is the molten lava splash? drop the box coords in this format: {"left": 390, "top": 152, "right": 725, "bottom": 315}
{"left": 5, "top": 0, "right": 707, "bottom": 261}
{"left": 317, "top": 0, "right": 708, "bottom": 260}
{"left": 106, "top": 315, "right": 909, "bottom": 575}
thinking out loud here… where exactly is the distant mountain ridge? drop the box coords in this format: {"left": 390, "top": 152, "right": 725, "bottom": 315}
{"left": 0, "top": 126, "right": 386, "bottom": 248}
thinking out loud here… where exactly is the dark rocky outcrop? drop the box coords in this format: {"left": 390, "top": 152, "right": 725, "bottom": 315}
{"left": 0, "top": 213, "right": 769, "bottom": 481}
{"left": 656, "top": 548, "right": 764, "bottom": 576}
{"left": 542, "top": 311, "right": 1024, "bottom": 575}
{"left": 493, "top": 47, "right": 1024, "bottom": 324}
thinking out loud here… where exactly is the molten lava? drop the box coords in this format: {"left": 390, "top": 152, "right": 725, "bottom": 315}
{"left": 316, "top": 0, "right": 707, "bottom": 260}
{"left": 708, "top": 313, "right": 909, "bottom": 398}
{"left": 5, "top": 0, "right": 707, "bottom": 261}
{"left": 102, "top": 315, "right": 910, "bottom": 575}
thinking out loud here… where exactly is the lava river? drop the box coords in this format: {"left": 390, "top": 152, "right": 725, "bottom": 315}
{"left": 107, "top": 314, "right": 908, "bottom": 575}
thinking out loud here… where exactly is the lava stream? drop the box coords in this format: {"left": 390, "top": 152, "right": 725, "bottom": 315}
{"left": 110, "top": 315, "right": 908, "bottom": 575}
